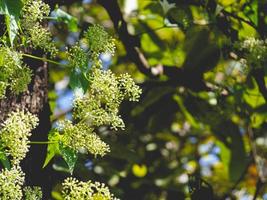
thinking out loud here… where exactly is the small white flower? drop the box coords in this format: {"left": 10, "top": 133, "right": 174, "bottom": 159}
{"left": 62, "top": 177, "right": 119, "bottom": 200}
{"left": 0, "top": 110, "right": 39, "bottom": 164}
{"left": 159, "top": 0, "right": 176, "bottom": 15}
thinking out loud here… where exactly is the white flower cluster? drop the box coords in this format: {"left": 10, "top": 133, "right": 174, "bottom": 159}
{"left": 0, "top": 110, "right": 39, "bottom": 164}
{"left": 85, "top": 24, "right": 116, "bottom": 60}
{"left": 56, "top": 120, "right": 110, "bottom": 156}
{"left": 23, "top": 186, "right": 43, "bottom": 200}
{"left": 0, "top": 47, "right": 32, "bottom": 98}
{"left": 62, "top": 177, "right": 119, "bottom": 200}
{"left": 0, "top": 166, "right": 25, "bottom": 200}
{"left": 0, "top": 110, "right": 42, "bottom": 199}
{"left": 238, "top": 37, "right": 267, "bottom": 68}
{"left": 67, "top": 44, "right": 89, "bottom": 71}
{"left": 21, "top": 0, "right": 50, "bottom": 30}
{"left": 73, "top": 67, "right": 141, "bottom": 130}
{"left": 21, "top": 0, "right": 58, "bottom": 56}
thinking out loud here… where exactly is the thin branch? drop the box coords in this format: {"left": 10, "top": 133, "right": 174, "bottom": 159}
{"left": 97, "top": 0, "right": 209, "bottom": 91}
{"left": 97, "top": 0, "right": 154, "bottom": 78}
{"left": 253, "top": 179, "right": 265, "bottom": 200}
{"left": 21, "top": 53, "right": 69, "bottom": 67}
{"left": 135, "top": 25, "right": 179, "bottom": 36}
{"left": 29, "top": 141, "right": 56, "bottom": 145}
{"left": 251, "top": 68, "right": 267, "bottom": 106}
{"left": 221, "top": 10, "right": 257, "bottom": 30}
{"left": 221, "top": 157, "right": 253, "bottom": 200}
{"left": 51, "top": 108, "right": 73, "bottom": 123}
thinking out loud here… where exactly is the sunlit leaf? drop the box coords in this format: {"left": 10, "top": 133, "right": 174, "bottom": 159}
{"left": 173, "top": 95, "right": 199, "bottom": 128}
{"left": 0, "top": 150, "right": 11, "bottom": 170}
{"left": 43, "top": 130, "right": 61, "bottom": 168}
{"left": 243, "top": 0, "right": 258, "bottom": 26}
{"left": 69, "top": 70, "right": 89, "bottom": 93}
{"left": 59, "top": 142, "right": 78, "bottom": 175}
{"left": 52, "top": 8, "right": 78, "bottom": 32}
{"left": 0, "top": 0, "right": 23, "bottom": 46}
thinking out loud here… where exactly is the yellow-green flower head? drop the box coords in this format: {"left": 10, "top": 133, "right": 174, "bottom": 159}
{"left": 67, "top": 45, "right": 89, "bottom": 71}
{"left": 0, "top": 81, "right": 8, "bottom": 99}
{"left": 21, "top": 0, "right": 50, "bottom": 30}
{"left": 28, "top": 25, "right": 58, "bottom": 57}
{"left": 238, "top": 37, "right": 267, "bottom": 68}
{"left": 0, "top": 166, "right": 25, "bottom": 200}
{"left": 0, "top": 47, "right": 32, "bottom": 98}
{"left": 10, "top": 66, "right": 32, "bottom": 95}
{"left": 23, "top": 186, "right": 42, "bottom": 200}
{"left": 117, "top": 73, "right": 142, "bottom": 102}
{"left": 0, "top": 110, "right": 39, "bottom": 164}
{"left": 84, "top": 25, "right": 116, "bottom": 60}
{"left": 57, "top": 120, "right": 110, "bottom": 157}
{"left": 21, "top": 0, "right": 57, "bottom": 57}
{"left": 0, "top": 47, "right": 22, "bottom": 81}
{"left": 73, "top": 67, "right": 141, "bottom": 130}
{"left": 62, "top": 177, "right": 119, "bottom": 200}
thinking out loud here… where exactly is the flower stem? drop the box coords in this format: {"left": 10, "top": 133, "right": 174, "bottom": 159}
{"left": 43, "top": 16, "right": 58, "bottom": 20}
{"left": 29, "top": 141, "right": 56, "bottom": 145}
{"left": 21, "top": 53, "right": 69, "bottom": 67}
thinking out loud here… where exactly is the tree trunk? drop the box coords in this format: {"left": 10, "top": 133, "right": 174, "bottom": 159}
{"left": 0, "top": 51, "right": 53, "bottom": 199}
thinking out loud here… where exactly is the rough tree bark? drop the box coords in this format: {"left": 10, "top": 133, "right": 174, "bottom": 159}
{"left": 0, "top": 19, "right": 53, "bottom": 200}
{"left": 0, "top": 53, "right": 53, "bottom": 199}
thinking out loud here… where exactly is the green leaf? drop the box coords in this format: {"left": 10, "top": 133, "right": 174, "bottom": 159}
{"left": 229, "top": 138, "right": 247, "bottom": 182}
{"left": 59, "top": 143, "right": 78, "bottom": 175}
{"left": 216, "top": 140, "right": 230, "bottom": 173}
{"left": 0, "top": 0, "right": 23, "bottom": 46}
{"left": 69, "top": 70, "right": 89, "bottom": 93}
{"left": 167, "top": 6, "right": 193, "bottom": 30}
{"left": 43, "top": 142, "right": 59, "bottom": 168}
{"left": 243, "top": 0, "right": 258, "bottom": 26}
{"left": 131, "top": 86, "right": 174, "bottom": 116}
{"left": 183, "top": 28, "right": 220, "bottom": 73}
{"left": 5, "top": 15, "right": 18, "bottom": 46}
{"left": 43, "top": 130, "right": 61, "bottom": 168}
{"left": 0, "top": 150, "right": 11, "bottom": 170}
{"left": 173, "top": 95, "right": 199, "bottom": 128}
{"left": 159, "top": 0, "right": 175, "bottom": 15}
{"left": 51, "top": 191, "right": 64, "bottom": 200}
{"left": 243, "top": 79, "right": 265, "bottom": 108}
{"left": 52, "top": 8, "right": 78, "bottom": 32}
{"left": 215, "top": 122, "right": 247, "bottom": 182}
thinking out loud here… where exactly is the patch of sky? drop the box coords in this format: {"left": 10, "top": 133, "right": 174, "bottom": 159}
{"left": 100, "top": 53, "right": 112, "bottom": 70}
{"left": 198, "top": 142, "right": 213, "bottom": 154}
{"left": 83, "top": 0, "right": 92, "bottom": 4}
{"left": 84, "top": 159, "right": 93, "bottom": 170}
{"left": 66, "top": 32, "right": 80, "bottom": 45}
{"left": 199, "top": 154, "right": 219, "bottom": 168}
{"left": 56, "top": 89, "right": 74, "bottom": 111}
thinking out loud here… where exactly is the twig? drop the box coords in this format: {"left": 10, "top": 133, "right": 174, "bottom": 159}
{"left": 251, "top": 68, "right": 267, "bottom": 103}
{"left": 21, "top": 53, "right": 69, "bottom": 67}
{"left": 135, "top": 25, "right": 178, "bottom": 36}
{"left": 221, "top": 158, "right": 253, "bottom": 200}
{"left": 221, "top": 10, "right": 257, "bottom": 30}
{"left": 253, "top": 179, "right": 265, "bottom": 200}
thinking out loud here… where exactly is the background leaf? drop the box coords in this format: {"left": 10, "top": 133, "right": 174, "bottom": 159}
{"left": 0, "top": 150, "right": 11, "bottom": 170}
{"left": 0, "top": 0, "right": 23, "bottom": 45}
{"left": 52, "top": 8, "right": 78, "bottom": 32}
{"left": 59, "top": 143, "right": 78, "bottom": 175}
